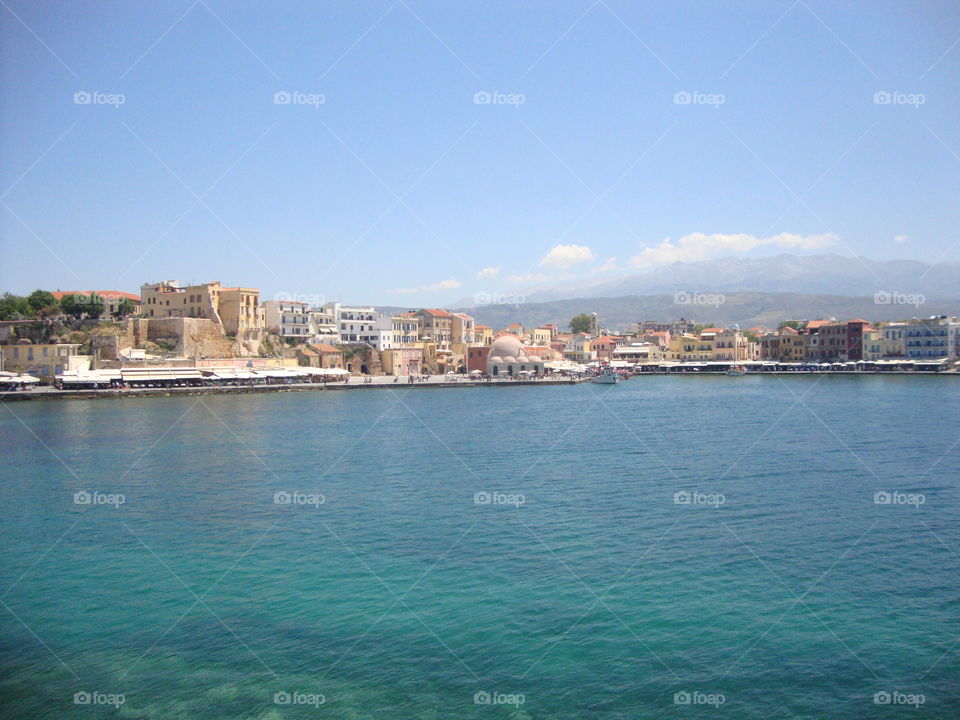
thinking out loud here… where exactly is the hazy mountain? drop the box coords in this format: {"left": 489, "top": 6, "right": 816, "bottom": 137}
{"left": 458, "top": 292, "right": 960, "bottom": 332}
{"left": 519, "top": 254, "right": 960, "bottom": 302}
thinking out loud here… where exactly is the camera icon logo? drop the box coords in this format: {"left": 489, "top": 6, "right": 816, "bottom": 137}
{"left": 274, "top": 691, "right": 292, "bottom": 705}
{"left": 673, "top": 491, "right": 691, "bottom": 505}
{"left": 874, "top": 491, "right": 892, "bottom": 505}
{"left": 74, "top": 490, "right": 92, "bottom": 505}
{"left": 474, "top": 491, "right": 492, "bottom": 505}
{"left": 274, "top": 91, "right": 291, "bottom": 105}
{"left": 673, "top": 291, "right": 692, "bottom": 305}
{"left": 873, "top": 91, "right": 892, "bottom": 105}
{"left": 873, "top": 291, "right": 891, "bottom": 304}
{"left": 474, "top": 691, "right": 491, "bottom": 705}
{"left": 473, "top": 91, "right": 491, "bottom": 105}
{"left": 674, "top": 691, "right": 691, "bottom": 704}
{"left": 274, "top": 491, "right": 292, "bottom": 505}
{"left": 74, "top": 91, "right": 91, "bottom": 105}
{"left": 873, "top": 691, "right": 891, "bottom": 704}
{"left": 673, "top": 91, "right": 691, "bottom": 105}
{"left": 73, "top": 691, "right": 91, "bottom": 705}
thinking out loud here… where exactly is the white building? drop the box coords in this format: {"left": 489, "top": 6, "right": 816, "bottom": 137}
{"left": 903, "top": 316, "right": 960, "bottom": 360}
{"left": 263, "top": 300, "right": 312, "bottom": 338}
{"left": 323, "top": 303, "right": 394, "bottom": 350}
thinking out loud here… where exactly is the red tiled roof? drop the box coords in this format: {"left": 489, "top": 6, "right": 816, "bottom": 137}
{"left": 53, "top": 290, "right": 141, "bottom": 301}
{"left": 805, "top": 320, "right": 830, "bottom": 329}
{"left": 474, "top": 325, "right": 491, "bottom": 330}
{"left": 420, "top": 308, "right": 452, "bottom": 317}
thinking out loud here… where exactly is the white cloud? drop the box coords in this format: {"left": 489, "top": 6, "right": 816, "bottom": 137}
{"left": 893, "top": 234, "right": 909, "bottom": 244}
{"left": 540, "top": 243, "right": 594, "bottom": 268}
{"left": 628, "top": 232, "right": 837, "bottom": 268}
{"left": 591, "top": 257, "right": 619, "bottom": 274}
{"left": 389, "top": 278, "right": 461, "bottom": 295}
{"left": 476, "top": 266, "right": 501, "bottom": 279}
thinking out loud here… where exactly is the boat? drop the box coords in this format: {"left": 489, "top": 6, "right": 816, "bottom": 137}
{"left": 591, "top": 370, "right": 621, "bottom": 384}
{"left": 725, "top": 366, "right": 747, "bottom": 376}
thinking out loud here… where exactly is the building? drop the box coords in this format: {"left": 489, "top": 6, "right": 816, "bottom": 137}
{"left": 879, "top": 322, "right": 906, "bottom": 358}
{"left": 712, "top": 329, "right": 748, "bottom": 362}
{"left": 0, "top": 342, "right": 84, "bottom": 378}
{"left": 296, "top": 343, "right": 344, "bottom": 369}
{"left": 903, "top": 316, "right": 960, "bottom": 359}
{"left": 591, "top": 335, "right": 622, "bottom": 361}
{"left": 474, "top": 325, "right": 494, "bottom": 346}
{"left": 612, "top": 343, "right": 663, "bottom": 364}
{"left": 263, "top": 299, "right": 313, "bottom": 339}
{"left": 487, "top": 334, "right": 544, "bottom": 377}
{"left": 392, "top": 313, "right": 421, "bottom": 347}
{"left": 564, "top": 334, "right": 595, "bottom": 363}
{"left": 531, "top": 327, "right": 552, "bottom": 346}
{"left": 381, "top": 347, "right": 423, "bottom": 375}
{"left": 414, "top": 309, "right": 454, "bottom": 350}
{"left": 140, "top": 280, "right": 264, "bottom": 349}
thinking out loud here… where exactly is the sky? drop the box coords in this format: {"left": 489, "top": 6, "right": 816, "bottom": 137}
{"left": 1, "top": 0, "right": 959, "bottom": 306}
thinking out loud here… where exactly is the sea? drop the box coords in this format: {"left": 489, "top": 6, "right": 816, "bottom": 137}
{"left": 1, "top": 375, "right": 958, "bottom": 719}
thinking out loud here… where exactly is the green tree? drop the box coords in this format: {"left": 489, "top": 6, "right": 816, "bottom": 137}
{"left": 0, "top": 292, "right": 30, "bottom": 319}
{"left": 778, "top": 320, "right": 801, "bottom": 331}
{"left": 60, "top": 293, "right": 104, "bottom": 319}
{"left": 113, "top": 297, "right": 137, "bottom": 318}
{"left": 569, "top": 313, "right": 593, "bottom": 334}
{"left": 27, "top": 289, "right": 57, "bottom": 313}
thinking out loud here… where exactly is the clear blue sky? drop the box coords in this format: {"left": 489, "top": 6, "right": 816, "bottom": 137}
{"left": 2, "top": 0, "right": 958, "bottom": 305}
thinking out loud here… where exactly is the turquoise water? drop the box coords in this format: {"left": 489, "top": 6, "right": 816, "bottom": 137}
{"left": 1, "top": 376, "right": 958, "bottom": 719}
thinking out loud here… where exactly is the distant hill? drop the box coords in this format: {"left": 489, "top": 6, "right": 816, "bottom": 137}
{"left": 457, "top": 292, "right": 960, "bottom": 332}
{"left": 518, "top": 253, "right": 960, "bottom": 302}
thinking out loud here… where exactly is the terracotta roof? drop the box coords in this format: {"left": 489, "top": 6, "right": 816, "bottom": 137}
{"left": 474, "top": 325, "right": 491, "bottom": 330}
{"left": 53, "top": 290, "right": 141, "bottom": 301}
{"left": 298, "top": 345, "right": 319, "bottom": 357}
{"left": 700, "top": 327, "right": 724, "bottom": 334}
{"left": 805, "top": 320, "right": 830, "bottom": 329}
{"left": 847, "top": 318, "right": 869, "bottom": 324}
{"left": 420, "top": 308, "right": 452, "bottom": 317}
{"left": 592, "top": 335, "right": 620, "bottom": 344}
{"left": 507, "top": 323, "right": 523, "bottom": 328}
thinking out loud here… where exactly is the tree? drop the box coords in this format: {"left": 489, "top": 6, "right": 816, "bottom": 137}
{"left": 778, "top": 320, "right": 801, "bottom": 331}
{"left": 60, "top": 293, "right": 104, "bottom": 319}
{"left": 113, "top": 297, "right": 137, "bottom": 318}
{"left": 569, "top": 313, "right": 593, "bottom": 334}
{"left": 0, "top": 292, "right": 30, "bottom": 319}
{"left": 27, "top": 289, "right": 56, "bottom": 313}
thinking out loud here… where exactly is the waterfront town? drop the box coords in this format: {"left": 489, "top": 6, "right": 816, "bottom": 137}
{"left": 0, "top": 280, "right": 958, "bottom": 394}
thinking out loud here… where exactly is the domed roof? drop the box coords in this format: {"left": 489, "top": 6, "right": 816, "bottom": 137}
{"left": 502, "top": 356, "right": 517, "bottom": 363}
{"left": 490, "top": 334, "right": 523, "bottom": 358}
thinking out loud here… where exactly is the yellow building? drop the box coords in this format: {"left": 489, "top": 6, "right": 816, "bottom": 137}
{"left": 474, "top": 325, "right": 494, "bottom": 346}
{"left": 531, "top": 327, "right": 551, "bottom": 346}
{"left": 668, "top": 333, "right": 714, "bottom": 362}
{"left": 140, "top": 280, "right": 264, "bottom": 348}
{"left": 1, "top": 342, "right": 85, "bottom": 378}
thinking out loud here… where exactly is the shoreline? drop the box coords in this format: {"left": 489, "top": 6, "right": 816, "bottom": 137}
{"left": 1, "top": 370, "right": 956, "bottom": 401}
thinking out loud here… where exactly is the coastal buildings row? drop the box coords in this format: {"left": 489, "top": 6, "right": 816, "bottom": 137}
{"left": 2, "top": 280, "right": 958, "bottom": 378}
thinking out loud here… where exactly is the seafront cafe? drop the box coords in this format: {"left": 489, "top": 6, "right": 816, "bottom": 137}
{"left": 55, "top": 365, "right": 351, "bottom": 389}
{"left": 0, "top": 371, "right": 41, "bottom": 390}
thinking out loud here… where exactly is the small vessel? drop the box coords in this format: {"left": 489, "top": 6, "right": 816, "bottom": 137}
{"left": 591, "top": 370, "right": 621, "bottom": 384}
{"left": 725, "top": 366, "right": 747, "bottom": 376}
